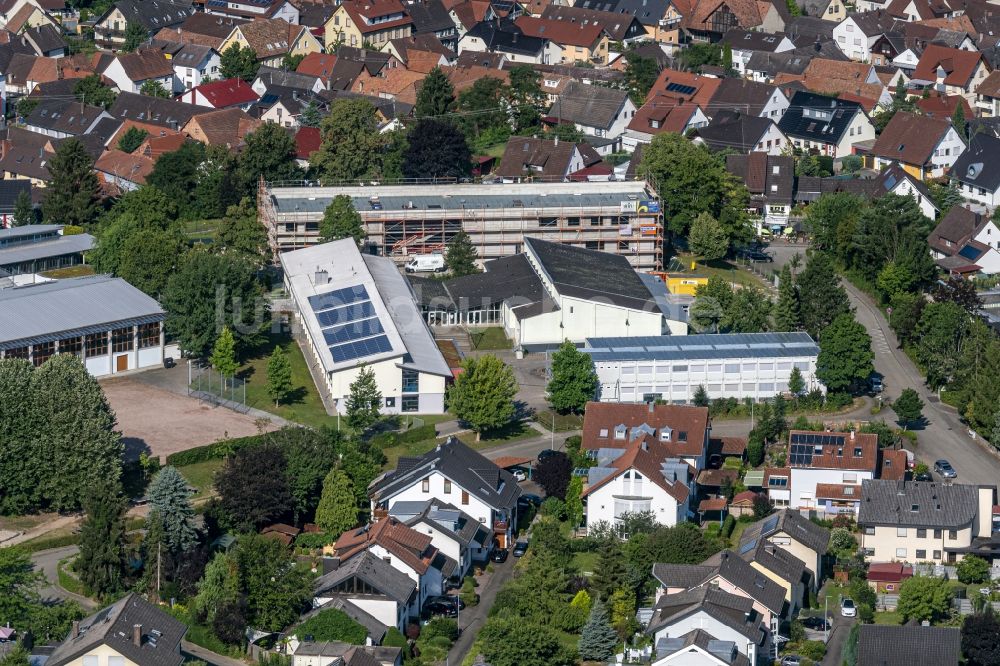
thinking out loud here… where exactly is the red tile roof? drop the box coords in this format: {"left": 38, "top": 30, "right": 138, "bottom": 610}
{"left": 340, "top": 0, "right": 414, "bottom": 35}
{"left": 190, "top": 77, "right": 259, "bottom": 108}
{"left": 916, "top": 93, "right": 972, "bottom": 118}
{"left": 514, "top": 15, "right": 604, "bottom": 48}
{"left": 294, "top": 125, "right": 321, "bottom": 160}
{"left": 912, "top": 44, "right": 988, "bottom": 88}
{"left": 879, "top": 449, "right": 908, "bottom": 481}
{"left": 699, "top": 497, "right": 728, "bottom": 512}
{"left": 871, "top": 111, "right": 952, "bottom": 167}
{"left": 332, "top": 516, "right": 437, "bottom": 574}
{"left": 627, "top": 95, "right": 700, "bottom": 136}
{"left": 787, "top": 430, "right": 879, "bottom": 472}
{"left": 730, "top": 490, "right": 758, "bottom": 506}
{"left": 296, "top": 52, "right": 338, "bottom": 83}
{"left": 645, "top": 68, "right": 722, "bottom": 109}
{"left": 581, "top": 401, "right": 709, "bottom": 458}
{"left": 867, "top": 562, "right": 913, "bottom": 582}
{"left": 815, "top": 482, "right": 862, "bottom": 501}
{"left": 490, "top": 455, "right": 534, "bottom": 469}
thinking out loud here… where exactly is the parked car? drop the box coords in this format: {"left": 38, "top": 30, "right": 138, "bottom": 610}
{"left": 426, "top": 595, "right": 465, "bottom": 610}
{"left": 491, "top": 548, "right": 508, "bottom": 563}
{"left": 519, "top": 493, "right": 542, "bottom": 506}
{"left": 423, "top": 601, "right": 458, "bottom": 618}
{"left": 512, "top": 541, "right": 529, "bottom": 557}
{"left": 869, "top": 373, "right": 883, "bottom": 394}
{"left": 780, "top": 656, "right": 802, "bottom": 666}
{"left": 934, "top": 459, "right": 958, "bottom": 479}
{"left": 512, "top": 469, "right": 527, "bottom": 482}
{"left": 800, "top": 615, "right": 831, "bottom": 631}
{"left": 537, "top": 449, "right": 558, "bottom": 463}
{"left": 708, "top": 454, "right": 723, "bottom": 469}
{"left": 404, "top": 254, "right": 446, "bottom": 273}
{"left": 840, "top": 598, "right": 857, "bottom": 617}
{"left": 741, "top": 249, "right": 774, "bottom": 262}
{"left": 914, "top": 471, "right": 933, "bottom": 482}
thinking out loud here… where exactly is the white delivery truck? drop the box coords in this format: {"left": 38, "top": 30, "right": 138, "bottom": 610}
{"left": 404, "top": 254, "right": 446, "bottom": 273}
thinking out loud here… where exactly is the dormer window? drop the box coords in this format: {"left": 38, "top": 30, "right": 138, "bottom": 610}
{"left": 854, "top": 447, "right": 862, "bottom": 457}
{"left": 660, "top": 427, "right": 672, "bottom": 442}
{"left": 911, "top": 504, "right": 919, "bottom": 512}
{"left": 678, "top": 431, "right": 687, "bottom": 441}
{"left": 614, "top": 424, "right": 627, "bottom": 440}
{"left": 599, "top": 428, "right": 609, "bottom": 438}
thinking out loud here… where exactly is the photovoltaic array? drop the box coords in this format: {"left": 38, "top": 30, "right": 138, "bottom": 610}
{"left": 307, "top": 285, "right": 393, "bottom": 363}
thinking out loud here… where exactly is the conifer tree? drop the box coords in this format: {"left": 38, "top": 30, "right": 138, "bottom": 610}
{"left": 773, "top": 264, "right": 801, "bottom": 331}
{"left": 414, "top": 66, "right": 455, "bottom": 118}
{"left": 147, "top": 466, "right": 198, "bottom": 553}
{"left": 345, "top": 366, "right": 382, "bottom": 432}
{"left": 211, "top": 327, "right": 239, "bottom": 381}
{"left": 266, "top": 345, "right": 293, "bottom": 406}
{"left": 578, "top": 599, "right": 619, "bottom": 661}
{"left": 315, "top": 468, "right": 357, "bottom": 535}
{"left": 76, "top": 485, "right": 128, "bottom": 600}
{"left": 446, "top": 231, "right": 481, "bottom": 277}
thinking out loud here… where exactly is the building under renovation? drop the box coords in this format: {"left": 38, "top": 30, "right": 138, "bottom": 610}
{"left": 258, "top": 180, "right": 665, "bottom": 270}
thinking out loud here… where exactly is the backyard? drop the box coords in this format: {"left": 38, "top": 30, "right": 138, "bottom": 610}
{"left": 469, "top": 327, "right": 512, "bottom": 351}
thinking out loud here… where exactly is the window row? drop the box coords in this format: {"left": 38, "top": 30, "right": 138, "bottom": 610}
{"left": 1, "top": 324, "right": 161, "bottom": 363}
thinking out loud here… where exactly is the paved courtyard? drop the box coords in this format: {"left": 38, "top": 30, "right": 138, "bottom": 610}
{"left": 101, "top": 376, "right": 274, "bottom": 461}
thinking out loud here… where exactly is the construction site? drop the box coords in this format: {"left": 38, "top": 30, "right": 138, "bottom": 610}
{"left": 258, "top": 179, "right": 665, "bottom": 270}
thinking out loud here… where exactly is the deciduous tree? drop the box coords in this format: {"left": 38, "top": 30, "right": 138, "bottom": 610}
{"left": 232, "top": 534, "right": 312, "bottom": 631}
{"left": 689, "top": 296, "right": 724, "bottom": 333}
{"left": 311, "top": 98, "right": 385, "bottom": 182}
{"left": 623, "top": 53, "right": 659, "bottom": 104}
{"left": 914, "top": 301, "right": 968, "bottom": 389}
{"left": 345, "top": 366, "right": 382, "bottom": 433}
{"left": 315, "top": 469, "right": 357, "bottom": 535}
{"left": 266, "top": 345, "right": 293, "bottom": 406}
{"left": 0, "top": 548, "right": 42, "bottom": 628}
{"left": 220, "top": 44, "right": 260, "bottom": 82}
{"left": 73, "top": 74, "right": 116, "bottom": 109}
{"left": 211, "top": 327, "right": 239, "bottom": 379}
{"left": 147, "top": 140, "right": 206, "bottom": 218}
{"left": 957, "top": 555, "right": 991, "bottom": 584}
{"left": 962, "top": 609, "right": 1000, "bottom": 666}
{"left": 535, "top": 451, "right": 572, "bottom": 500}
{"left": 237, "top": 122, "right": 302, "bottom": 194}
{"left": 547, "top": 340, "right": 598, "bottom": 413}
{"left": 688, "top": 212, "right": 729, "bottom": 262}
{"left": 817, "top": 314, "right": 873, "bottom": 395}
{"left": 214, "top": 444, "right": 292, "bottom": 532}
{"left": 216, "top": 197, "right": 269, "bottom": 265}
{"left": 447, "top": 355, "right": 518, "bottom": 439}
{"left": 117, "top": 126, "right": 148, "bottom": 153}
{"left": 140, "top": 79, "right": 170, "bottom": 98}
{"left": 319, "top": 194, "right": 365, "bottom": 245}
{"left": 122, "top": 21, "right": 148, "bottom": 51}
{"left": 893, "top": 388, "right": 924, "bottom": 429}
{"left": 897, "top": 575, "right": 952, "bottom": 623}
{"left": 11, "top": 190, "right": 33, "bottom": 227}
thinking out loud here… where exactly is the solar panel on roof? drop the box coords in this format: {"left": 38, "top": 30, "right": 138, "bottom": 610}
{"left": 315, "top": 301, "right": 376, "bottom": 328}
{"left": 762, "top": 514, "right": 779, "bottom": 534}
{"left": 959, "top": 244, "right": 983, "bottom": 260}
{"left": 329, "top": 334, "right": 392, "bottom": 363}
{"left": 308, "top": 285, "right": 369, "bottom": 312}
{"left": 321, "top": 317, "right": 384, "bottom": 345}
{"left": 665, "top": 82, "right": 696, "bottom": 95}
{"left": 739, "top": 538, "right": 757, "bottom": 555}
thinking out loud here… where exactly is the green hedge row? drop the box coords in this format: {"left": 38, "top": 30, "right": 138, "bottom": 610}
{"left": 165, "top": 433, "right": 268, "bottom": 466}
{"left": 19, "top": 532, "right": 81, "bottom": 554}
{"left": 370, "top": 423, "right": 437, "bottom": 449}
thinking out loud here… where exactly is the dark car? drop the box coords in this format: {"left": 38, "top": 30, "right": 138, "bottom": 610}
{"left": 491, "top": 548, "right": 508, "bottom": 563}
{"left": 423, "top": 601, "right": 458, "bottom": 618}
{"left": 743, "top": 249, "right": 774, "bottom": 262}
{"left": 518, "top": 493, "right": 542, "bottom": 507}
{"left": 914, "top": 471, "right": 933, "bottom": 482}
{"left": 537, "top": 449, "right": 558, "bottom": 463}
{"left": 163, "top": 357, "right": 176, "bottom": 369}
{"left": 426, "top": 595, "right": 465, "bottom": 610}
{"left": 800, "top": 615, "right": 831, "bottom": 631}
{"left": 512, "top": 541, "right": 529, "bottom": 557}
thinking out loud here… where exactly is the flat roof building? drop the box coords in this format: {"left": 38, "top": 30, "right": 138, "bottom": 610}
{"left": 281, "top": 239, "right": 452, "bottom": 415}
{"left": 0, "top": 225, "right": 95, "bottom": 276}
{"left": 0, "top": 275, "right": 165, "bottom": 377}
{"left": 582, "top": 332, "right": 821, "bottom": 404}
{"left": 259, "top": 180, "right": 665, "bottom": 270}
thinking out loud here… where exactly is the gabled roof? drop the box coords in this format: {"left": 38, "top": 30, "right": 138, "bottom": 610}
{"left": 462, "top": 21, "right": 546, "bottom": 56}
{"left": 928, "top": 204, "right": 985, "bottom": 252}
{"left": 255, "top": 65, "right": 322, "bottom": 92}
{"left": 582, "top": 401, "right": 709, "bottom": 457}
{"left": 407, "top": 0, "right": 456, "bottom": 35}
{"left": 46, "top": 593, "right": 185, "bottom": 666}
{"left": 393, "top": 499, "right": 492, "bottom": 548}
{"left": 786, "top": 429, "right": 879, "bottom": 472}
{"left": 575, "top": 0, "right": 674, "bottom": 27}
{"left": 655, "top": 629, "right": 751, "bottom": 666}
{"left": 857, "top": 625, "right": 960, "bottom": 666}
{"left": 296, "top": 51, "right": 338, "bottom": 83}
{"left": 114, "top": 49, "right": 174, "bottom": 81}
{"left": 104, "top": 0, "right": 194, "bottom": 31}
{"left": 191, "top": 77, "right": 259, "bottom": 107}
{"left": 710, "top": 77, "right": 783, "bottom": 117}
{"left": 629, "top": 95, "right": 700, "bottom": 137}
{"left": 726, "top": 153, "right": 794, "bottom": 204}
{"left": 912, "top": 43, "right": 987, "bottom": 87}
{"left": 0, "top": 126, "right": 55, "bottom": 181}
{"left": 496, "top": 135, "right": 588, "bottom": 179}
{"left": 514, "top": 14, "right": 605, "bottom": 48}
{"left": 94, "top": 149, "right": 154, "bottom": 186}
{"left": 915, "top": 93, "right": 972, "bottom": 118}
{"left": 880, "top": 448, "right": 908, "bottom": 481}
{"left": 645, "top": 67, "right": 722, "bottom": 109}
{"left": 858, "top": 479, "right": 984, "bottom": 528}
{"left": 950, "top": 133, "right": 1000, "bottom": 193}
{"left": 24, "top": 24, "right": 66, "bottom": 55}
{"left": 25, "top": 97, "right": 107, "bottom": 136}
{"left": 722, "top": 28, "right": 790, "bottom": 52}
{"left": 370, "top": 437, "right": 522, "bottom": 511}
{"left": 871, "top": 111, "right": 955, "bottom": 167}
{"left": 652, "top": 563, "right": 716, "bottom": 589}
{"left": 540, "top": 4, "right": 644, "bottom": 41}
{"left": 333, "top": 516, "right": 437, "bottom": 575}
{"left": 233, "top": 17, "right": 306, "bottom": 58}
{"left": 977, "top": 69, "right": 1000, "bottom": 98}
{"left": 694, "top": 112, "right": 776, "bottom": 153}
{"left": 582, "top": 438, "right": 691, "bottom": 504}
{"left": 646, "top": 586, "right": 765, "bottom": 643}
{"left": 185, "top": 107, "right": 262, "bottom": 146}
{"left": 110, "top": 91, "right": 198, "bottom": 129}
{"left": 699, "top": 550, "right": 788, "bottom": 614}
{"left": 314, "top": 551, "right": 417, "bottom": 604}
{"left": 685, "top": 0, "right": 766, "bottom": 33}
{"left": 549, "top": 80, "right": 628, "bottom": 130}
{"left": 738, "top": 508, "right": 830, "bottom": 554}
{"left": 777, "top": 90, "right": 865, "bottom": 144}
{"left": 338, "top": 0, "right": 414, "bottom": 35}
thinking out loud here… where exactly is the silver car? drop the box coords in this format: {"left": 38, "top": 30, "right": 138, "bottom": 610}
{"left": 934, "top": 459, "right": 958, "bottom": 479}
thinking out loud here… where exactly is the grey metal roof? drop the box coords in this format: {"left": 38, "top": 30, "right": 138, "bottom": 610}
{"left": 47, "top": 593, "right": 185, "bottom": 666}
{"left": 314, "top": 551, "right": 417, "bottom": 604}
{"left": 0, "top": 224, "right": 60, "bottom": 241}
{"left": 858, "top": 479, "right": 983, "bottom": 529}
{"left": 371, "top": 437, "right": 522, "bottom": 512}
{"left": 584, "top": 331, "right": 819, "bottom": 362}
{"left": 0, "top": 275, "right": 164, "bottom": 349}
{"left": 0, "top": 233, "right": 94, "bottom": 268}
{"left": 857, "top": 625, "right": 960, "bottom": 666}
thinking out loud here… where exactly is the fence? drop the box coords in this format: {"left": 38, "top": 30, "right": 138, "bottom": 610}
{"left": 188, "top": 361, "right": 247, "bottom": 407}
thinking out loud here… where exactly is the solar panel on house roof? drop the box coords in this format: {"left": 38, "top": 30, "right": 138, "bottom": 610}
{"left": 666, "top": 82, "right": 696, "bottom": 95}
{"left": 308, "top": 285, "right": 369, "bottom": 312}
{"left": 330, "top": 334, "right": 393, "bottom": 363}
{"left": 315, "top": 302, "right": 377, "bottom": 328}
{"left": 762, "top": 514, "right": 779, "bottom": 534}
{"left": 321, "top": 317, "right": 384, "bottom": 345}
{"left": 959, "top": 244, "right": 983, "bottom": 260}
{"left": 739, "top": 538, "right": 757, "bottom": 555}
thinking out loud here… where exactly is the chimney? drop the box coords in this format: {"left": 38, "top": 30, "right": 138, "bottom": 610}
{"left": 132, "top": 624, "right": 142, "bottom": 647}
{"left": 814, "top": 38, "right": 821, "bottom": 52}
{"left": 850, "top": 430, "right": 855, "bottom": 440}
{"left": 314, "top": 268, "right": 328, "bottom": 285}
{"left": 553, "top": 134, "right": 558, "bottom": 146}
{"left": 71, "top": 621, "right": 80, "bottom": 639}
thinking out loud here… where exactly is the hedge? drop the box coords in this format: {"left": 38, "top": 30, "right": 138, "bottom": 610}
{"left": 18, "top": 532, "right": 81, "bottom": 554}
{"left": 721, "top": 514, "right": 736, "bottom": 539}
{"left": 370, "top": 423, "right": 437, "bottom": 449}
{"left": 166, "top": 433, "right": 268, "bottom": 466}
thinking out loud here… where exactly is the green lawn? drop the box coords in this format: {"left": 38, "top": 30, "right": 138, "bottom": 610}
{"left": 57, "top": 557, "right": 89, "bottom": 597}
{"left": 534, "top": 410, "right": 584, "bottom": 432}
{"left": 482, "top": 143, "right": 508, "bottom": 158}
{"left": 469, "top": 327, "right": 512, "bottom": 350}
{"left": 238, "top": 332, "right": 333, "bottom": 429}
{"left": 175, "top": 459, "right": 224, "bottom": 500}
{"left": 674, "top": 254, "right": 771, "bottom": 289}
{"left": 382, "top": 420, "right": 534, "bottom": 469}
{"left": 571, "top": 550, "right": 599, "bottom": 574}
{"left": 184, "top": 218, "right": 222, "bottom": 244}
{"left": 728, "top": 519, "right": 751, "bottom": 547}
{"left": 874, "top": 611, "right": 903, "bottom": 625}
{"left": 40, "top": 265, "right": 96, "bottom": 279}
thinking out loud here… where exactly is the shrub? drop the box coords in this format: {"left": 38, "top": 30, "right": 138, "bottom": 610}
{"left": 295, "top": 608, "right": 368, "bottom": 645}
{"left": 799, "top": 640, "right": 826, "bottom": 661}
{"left": 957, "top": 555, "right": 991, "bottom": 584}
{"left": 460, "top": 576, "right": 479, "bottom": 607}
{"left": 422, "top": 617, "right": 458, "bottom": 643}
{"left": 165, "top": 434, "right": 267, "bottom": 466}
{"left": 540, "top": 497, "right": 566, "bottom": 519}
{"left": 830, "top": 528, "right": 856, "bottom": 553}
{"left": 294, "top": 532, "right": 330, "bottom": 550}
{"left": 721, "top": 515, "right": 736, "bottom": 539}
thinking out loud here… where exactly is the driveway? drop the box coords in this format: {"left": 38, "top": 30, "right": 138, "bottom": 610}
{"left": 843, "top": 280, "right": 1000, "bottom": 485}
{"left": 31, "top": 545, "right": 97, "bottom": 610}
{"left": 447, "top": 547, "right": 517, "bottom": 664}
{"left": 820, "top": 612, "right": 856, "bottom": 666}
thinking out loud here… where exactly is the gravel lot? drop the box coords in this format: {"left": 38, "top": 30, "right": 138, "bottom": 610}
{"left": 101, "top": 377, "right": 273, "bottom": 461}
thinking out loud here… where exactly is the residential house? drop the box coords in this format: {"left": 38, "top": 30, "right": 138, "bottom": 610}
{"left": 495, "top": 135, "right": 604, "bottom": 180}
{"left": 313, "top": 551, "right": 420, "bottom": 632}
{"left": 871, "top": 111, "right": 965, "bottom": 179}
{"left": 21, "top": 24, "right": 64, "bottom": 57}
{"left": 406, "top": 0, "right": 458, "bottom": 52}
{"left": 514, "top": 15, "right": 609, "bottom": 64}
{"left": 540, "top": 4, "right": 647, "bottom": 44}
{"left": 448, "top": 0, "right": 496, "bottom": 39}
{"left": 856, "top": 625, "right": 960, "bottom": 666}
{"left": 574, "top": 0, "right": 678, "bottom": 45}
{"left": 779, "top": 429, "right": 879, "bottom": 513}
{"left": 457, "top": 21, "right": 554, "bottom": 64}
{"left": 46, "top": 593, "right": 186, "bottom": 666}
{"left": 927, "top": 204, "right": 1000, "bottom": 275}
{"left": 548, "top": 80, "right": 635, "bottom": 138}
{"left": 180, "top": 77, "right": 259, "bottom": 109}
{"left": 916, "top": 92, "right": 972, "bottom": 118}
{"left": 977, "top": 69, "right": 1000, "bottom": 116}
{"left": 777, "top": 91, "right": 875, "bottom": 157}
{"left": 0, "top": 179, "right": 31, "bottom": 227}
{"left": 103, "top": 49, "right": 175, "bottom": 94}
{"left": 653, "top": 551, "right": 789, "bottom": 627}
{"left": 295, "top": 51, "right": 340, "bottom": 87}
{"left": 650, "top": 630, "right": 753, "bottom": 666}
{"left": 693, "top": 113, "right": 789, "bottom": 155}
{"left": 683, "top": 0, "right": 788, "bottom": 43}
{"left": 858, "top": 479, "right": 996, "bottom": 564}
{"left": 738, "top": 539, "right": 809, "bottom": 614}
{"left": 289, "top": 638, "right": 402, "bottom": 666}
{"left": 5, "top": 52, "right": 58, "bottom": 95}
{"left": 0, "top": 126, "right": 55, "bottom": 185}
{"left": 645, "top": 587, "right": 770, "bottom": 666}
{"left": 624, "top": 97, "right": 709, "bottom": 150}
{"left": 254, "top": 65, "right": 326, "bottom": 95}
{"left": 644, "top": 67, "right": 723, "bottom": 113}
{"left": 744, "top": 51, "right": 813, "bottom": 83}
{"left": 911, "top": 44, "right": 991, "bottom": 105}
{"left": 156, "top": 41, "right": 219, "bottom": 91}
{"left": 182, "top": 107, "right": 262, "bottom": 147}
{"left": 3, "top": 2, "right": 57, "bottom": 35}
{"left": 726, "top": 153, "right": 794, "bottom": 229}
{"left": 776, "top": 57, "right": 892, "bottom": 107}
{"left": 582, "top": 438, "right": 692, "bottom": 529}
{"left": 94, "top": 149, "right": 154, "bottom": 192}
{"left": 382, "top": 34, "right": 453, "bottom": 71}
{"left": 387, "top": 500, "right": 493, "bottom": 582}
{"left": 794, "top": 163, "right": 938, "bottom": 218}
{"left": 221, "top": 18, "right": 322, "bottom": 68}
{"left": 707, "top": 76, "right": 790, "bottom": 121}
{"left": 832, "top": 10, "right": 895, "bottom": 62}
{"left": 156, "top": 13, "right": 246, "bottom": 51}
{"left": 736, "top": 510, "right": 830, "bottom": 585}
{"left": 865, "top": 562, "right": 913, "bottom": 593}
{"left": 205, "top": 0, "right": 299, "bottom": 23}
{"left": 94, "top": 0, "right": 194, "bottom": 50}
{"left": 259, "top": 85, "right": 327, "bottom": 127}
{"left": 325, "top": 0, "right": 414, "bottom": 50}
{"left": 723, "top": 29, "right": 796, "bottom": 77}
{"left": 797, "top": 0, "right": 845, "bottom": 20}
{"left": 24, "top": 97, "right": 112, "bottom": 138}
{"left": 950, "top": 133, "right": 1000, "bottom": 208}
{"left": 368, "top": 436, "right": 521, "bottom": 548}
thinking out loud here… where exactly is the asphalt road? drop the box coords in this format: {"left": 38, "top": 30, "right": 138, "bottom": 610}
{"left": 842, "top": 279, "right": 1000, "bottom": 485}
{"left": 31, "top": 545, "right": 97, "bottom": 610}
{"left": 447, "top": 550, "right": 517, "bottom": 664}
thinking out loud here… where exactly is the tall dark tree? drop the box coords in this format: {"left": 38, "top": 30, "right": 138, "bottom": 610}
{"left": 220, "top": 44, "right": 260, "bottom": 82}
{"left": 148, "top": 466, "right": 198, "bottom": 553}
{"left": 578, "top": 600, "right": 619, "bottom": 661}
{"left": 963, "top": 609, "right": 1000, "bottom": 666}
{"left": 147, "top": 140, "right": 207, "bottom": 218}
{"left": 623, "top": 53, "right": 659, "bottom": 104}
{"left": 194, "top": 145, "right": 240, "bottom": 219}
{"left": 275, "top": 427, "right": 339, "bottom": 525}
{"left": 952, "top": 102, "right": 967, "bottom": 138}
{"left": 122, "top": 21, "right": 149, "bottom": 51}
{"left": 816, "top": 313, "right": 873, "bottom": 394}
{"left": 590, "top": 542, "right": 627, "bottom": 600}
{"left": 237, "top": 123, "right": 302, "bottom": 194}
{"left": 214, "top": 444, "right": 292, "bottom": 532}
{"left": 216, "top": 197, "right": 269, "bottom": 266}
{"left": 11, "top": 190, "right": 33, "bottom": 227}
{"left": 414, "top": 66, "right": 455, "bottom": 118}
{"left": 506, "top": 65, "right": 545, "bottom": 134}
{"left": 299, "top": 100, "right": 323, "bottom": 128}
{"left": 773, "top": 264, "right": 800, "bottom": 331}
{"left": 74, "top": 74, "right": 117, "bottom": 108}
{"left": 402, "top": 118, "right": 472, "bottom": 179}
{"left": 76, "top": 485, "right": 128, "bottom": 600}
{"left": 445, "top": 230, "right": 480, "bottom": 277}
{"left": 42, "top": 138, "right": 101, "bottom": 228}
{"left": 456, "top": 76, "right": 508, "bottom": 145}
{"left": 797, "top": 253, "right": 851, "bottom": 338}
{"left": 319, "top": 195, "right": 365, "bottom": 245}
{"left": 931, "top": 277, "right": 982, "bottom": 313}
{"left": 534, "top": 451, "right": 572, "bottom": 499}
{"left": 914, "top": 301, "right": 968, "bottom": 389}
{"left": 117, "top": 126, "right": 148, "bottom": 153}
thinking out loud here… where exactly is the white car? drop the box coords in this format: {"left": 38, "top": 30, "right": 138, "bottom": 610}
{"left": 840, "top": 598, "right": 857, "bottom": 617}
{"left": 512, "top": 470, "right": 526, "bottom": 482}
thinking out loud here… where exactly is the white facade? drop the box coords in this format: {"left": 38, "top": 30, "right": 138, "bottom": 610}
{"left": 382, "top": 471, "right": 493, "bottom": 528}
{"left": 954, "top": 178, "right": 1000, "bottom": 209}
{"left": 731, "top": 38, "right": 795, "bottom": 77}
{"left": 503, "top": 293, "right": 666, "bottom": 348}
{"left": 789, "top": 467, "right": 874, "bottom": 510}
{"left": 207, "top": 0, "right": 299, "bottom": 22}
{"left": 574, "top": 97, "right": 637, "bottom": 140}
{"left": 788, "top": 109, "right": 875, "bottom": 158}
{"left": 874, "top": 126, "right": 966, "bottom": 179}
{"left": 754, "top": 122, "right": 791, "bottom": 156}
{"left": 585, "top": 468, "right": 688, "bottom": 527}
{"left": 833, "top": 16, "right": 880, "bottom": 61}
{"left": 102, "top": 58, "right": 173, "bottom": 95}
{"left": 760, "top": 89, "right": 790, "bottom": 122}
{"left": 887, "top": 173, "right": 938, "bottom": 219}
{"left": 172, "top": 51, "right": 221, "bottom": 92}
{"left": 649, "top": 614, "right": 760, "bottom": 666}
{"left": 456, "top": 32, "right": 557, "bottom": 64}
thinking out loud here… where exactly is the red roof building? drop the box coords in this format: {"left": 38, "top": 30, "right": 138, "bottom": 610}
{"left": 179, "top": 77, "right": 260, "bottom": 109}
{"left": 866, "top": 562, "right": 913, "bottom": 592}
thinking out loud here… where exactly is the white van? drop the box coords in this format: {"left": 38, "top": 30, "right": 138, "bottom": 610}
{"left": 404, "top": 254, "right": 446, "bottom": 273}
